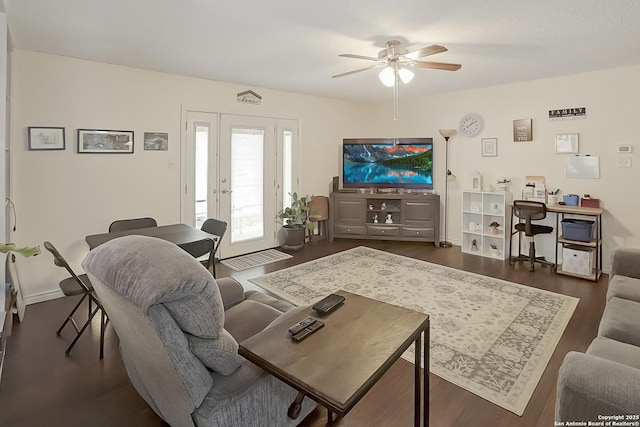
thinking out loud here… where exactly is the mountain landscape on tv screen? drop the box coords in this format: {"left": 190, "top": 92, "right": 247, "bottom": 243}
{"left": 343, "top": 144, "right": 433, "bottom": 187}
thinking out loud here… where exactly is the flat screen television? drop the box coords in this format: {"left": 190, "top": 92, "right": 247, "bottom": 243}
{"left": 342, "top": 138, "right": 434, "bottom": 190}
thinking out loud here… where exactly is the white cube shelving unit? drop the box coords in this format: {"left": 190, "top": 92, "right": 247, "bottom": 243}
{"left": 462, "top": 191, "right": 513, "bottom": 259}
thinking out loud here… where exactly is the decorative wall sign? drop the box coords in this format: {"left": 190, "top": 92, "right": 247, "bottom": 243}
{"left": 513, "top": 118, "right": 533, "bottom": 142}
{"left": 481, "top": 138, "right": 497, "bottom": 157}
{"left": 28, "top": 126, "right": 65, "bottom": 150}
{"left": 549, "top": 107, "right": 586, "bottom": 121}
{"left": 78, "top": 129, "right": 134, "bottom": 153}
{"left": 144, "top": 132, "right": 168, "bottom": 151}
{"left": 237, "top": 90, "right": 262, "bottom": 105}
{"left": 555, "top": 133, "right": 579, "bottom": 154}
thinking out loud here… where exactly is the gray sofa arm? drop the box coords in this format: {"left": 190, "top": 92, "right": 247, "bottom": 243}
{"left": 216, "top": 277, "right": 246, "bottom": 310}
{"left": 610, "top": 248, "right": 640, "bottom": 279}
{"left": 556, "top": 352, "right": 640, "bottom": 422}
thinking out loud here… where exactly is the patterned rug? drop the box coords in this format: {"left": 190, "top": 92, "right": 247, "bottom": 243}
{"left": 248, "top": 246, "right": 578, "bottom": 415}
{"left": 221, "top": 249, "right": 292, "bottom": 271}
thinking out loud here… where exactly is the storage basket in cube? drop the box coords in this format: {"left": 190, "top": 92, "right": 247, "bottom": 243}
{"left": 562, "top": 245, "right": 592, "bottom": 276}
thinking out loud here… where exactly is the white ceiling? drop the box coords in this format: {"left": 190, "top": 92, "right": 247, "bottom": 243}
{"left": 5, "top": 0, "right": 640, "bottom": 102}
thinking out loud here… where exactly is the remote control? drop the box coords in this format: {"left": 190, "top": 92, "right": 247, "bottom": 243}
{"left": 288, "top": 317, "right": 317, "bottom": 335}
{"left": 292, "top": 320, "right": 324, "bottom": 342}
{"left": 312, "top": 294, "right": 345, "bottom": 314}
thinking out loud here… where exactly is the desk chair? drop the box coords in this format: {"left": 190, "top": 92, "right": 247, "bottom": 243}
{"left": 108, "top": 217, "right": 157, "bottom": 232}
{"left": 44, "top": 241, "right": 107, "bottom": 358}
{"left": 305, "top": 196, "right": 329, "bottom": 242}
{"left": 200, "top": 218, "right": 228, "bottom": 277}
{"left": 509, "top": 200, "right": 555, "bottom": 272}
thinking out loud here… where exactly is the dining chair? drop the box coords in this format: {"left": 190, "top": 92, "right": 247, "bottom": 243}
{"left": 44, "top": 241, "right": 107, "bottom": 358}
{"left": 200, "top": 218, "right": 228, "bottom": 277}
{"left": 108, "top": 217, "right": 157, "bottom": 232}
{"left": 177, "top": 237, "right": 215, "bottom": 272}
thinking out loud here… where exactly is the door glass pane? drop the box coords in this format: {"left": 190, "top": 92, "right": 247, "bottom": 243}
{"left": 282, "top": 130, "right": 293, "bottom": 210}
{"left": 195, "top": 125, "right": 209, "bottom": 228}
{"left": 231, "top": 128, "right": 264, "bottom": 242}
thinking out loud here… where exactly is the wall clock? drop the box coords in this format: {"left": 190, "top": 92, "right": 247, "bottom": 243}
{"left": 460, "top": 113, "right": 484, "bottom": 137}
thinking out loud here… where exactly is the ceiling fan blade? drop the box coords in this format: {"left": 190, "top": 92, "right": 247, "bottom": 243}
{"left": 412, "top": 61, "right": 462, "bottom": 71}
{"left": 339, "top": 53, "right": 382, "bottom": 62}
{"left": 332, "top": 64, "right": 383, "bottom": 78}
{"left": 404, "top": 45, "right": 448, "bottom": 60}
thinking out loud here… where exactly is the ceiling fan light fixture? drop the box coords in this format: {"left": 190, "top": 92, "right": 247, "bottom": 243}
{"left": 398, "top": 67, "right": 414, "bottom": 84}
{"left": 378, "top": 66, "right": 395, "bottom": 87}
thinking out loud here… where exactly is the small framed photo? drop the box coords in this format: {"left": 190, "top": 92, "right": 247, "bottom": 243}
{"left": 481, "top": 138, "right": 497, "bottom": 157}
{"left": 513, "top": 118, "right": 533, "bottom": 142}
{"left": 28, "top": 127, "right": 65, "bottom": 150}
{"left": 144, "top": 132, "right": 168, "bottom": 151}
{"left": 555, "top": 133, "right": 579, "bottom": 154}
{"left": 78, "top": 129, "right": 134, "bottom": 153}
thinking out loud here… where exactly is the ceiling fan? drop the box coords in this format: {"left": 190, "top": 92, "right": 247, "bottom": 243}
{"left": 332, "top": 40, "right": 461, "bottom": 85}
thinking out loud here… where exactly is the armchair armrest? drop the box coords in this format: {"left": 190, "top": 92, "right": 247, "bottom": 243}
{"left": 556, "top": 352, "right": 640, "bottom": 423}
{"left": 610, "top": 248, "right": 640, "bottom": 280}
{"left": 216, "top": 277, "right": 245, "bottom": 311}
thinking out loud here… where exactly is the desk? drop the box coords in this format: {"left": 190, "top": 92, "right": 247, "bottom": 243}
{"left": 239, "top": 290, "right": 430, "bottom": 426}
{"left": 548, "top": 205, "right": 604, "bottom": 281}
{"left": 85, "top": 224, "right": 213, "bottom": 250}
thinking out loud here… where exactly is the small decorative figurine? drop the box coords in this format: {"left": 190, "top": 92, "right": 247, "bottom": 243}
{"left": 373, "top": 214, "right": 379, "bottom": 223}
{"left": 471, "top": 239, "right": 478, "bottom": 251}
{"left": 385, "top": 213, "right": 393, "bottom": 224}
{"left": 381, "top": 202, "right": 387, "bottom": 210}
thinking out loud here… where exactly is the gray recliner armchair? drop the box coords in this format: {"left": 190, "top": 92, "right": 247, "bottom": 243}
{"left": 82, "top": 235, "right": 315, "bottom": 427}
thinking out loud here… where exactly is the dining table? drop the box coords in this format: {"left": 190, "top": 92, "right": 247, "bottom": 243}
{"left": 85, "top": 223, "right": 214, "bottom": 250}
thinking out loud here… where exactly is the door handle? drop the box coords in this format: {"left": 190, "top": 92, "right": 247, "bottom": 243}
{"left": 221, "top": 189, "right": 232, "bottom": 194}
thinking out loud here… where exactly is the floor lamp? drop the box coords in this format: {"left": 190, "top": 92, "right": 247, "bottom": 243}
{"left": 439, "top": 129, "right": 457, "bottom": 248}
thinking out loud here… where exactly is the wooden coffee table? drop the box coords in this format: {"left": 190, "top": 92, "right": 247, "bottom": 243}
{"left": 239, "top": 290, "right": 430, "bottom": 426}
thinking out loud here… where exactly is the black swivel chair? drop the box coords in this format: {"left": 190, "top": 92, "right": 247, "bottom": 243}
{"left": 508, "top": 200, "right": 555, "bottom": 272}
{"left": 44, "top": 241, "right": 107, "bottom": 358}
{"left": 108, "top": 217, "right": 157, "bottom": 232}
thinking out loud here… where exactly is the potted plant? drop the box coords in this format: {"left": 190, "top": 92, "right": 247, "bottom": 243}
{"left": 277, "top": 192, "right": 314, "bottom": 250}
{"left": 496, "top": 178, "right": 511, "bottom": 192}
{"left": 489, "top": 221, "right": 500, "bottom": 235}
{"left": 489, "top": 243, "right": 499, "bottom": 257}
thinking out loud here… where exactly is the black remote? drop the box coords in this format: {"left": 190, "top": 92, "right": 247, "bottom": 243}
{"left": 292, "top": 320, "right": 324, "bottom": 342}
{"left": 312, "top": 294, "right": 345, "bottom": 314}
{"left": 288, "top": 317, "right": 317, "bottom": 335}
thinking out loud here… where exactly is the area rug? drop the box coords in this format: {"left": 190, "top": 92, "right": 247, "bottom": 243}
{"left": 248, "top": 246, "right": 578, "bottom": 416}
{"left": 221, "top": 249, "right": 292, "bottom": 271}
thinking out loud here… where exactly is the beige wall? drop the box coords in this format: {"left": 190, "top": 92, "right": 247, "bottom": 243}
{"left": 10, "top": 50, "right": 372, "bottom": 303}
{"left": 10, "top": 49, "right": 640, "bottom": 303}
{"left": 376, "top": 65, "right": 640, "bottom": 261}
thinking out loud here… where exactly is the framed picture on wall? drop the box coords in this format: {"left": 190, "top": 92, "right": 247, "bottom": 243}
{"left": 481, "top": 138, "right": 497, "bottom": 157}
{"left": 28, "top": 127, "right": 65, "bottom": 150}
{"left": 555, "top": 133, "right": 579, "bottom": 153}
{"left": 78, "top": 129, "right": 134, "bottom": 153}
{"left": 513, "top": 118, "right": 533, "bottom": 142}
{"left": 144, "top": 132, "right": 168, "bottom": 151}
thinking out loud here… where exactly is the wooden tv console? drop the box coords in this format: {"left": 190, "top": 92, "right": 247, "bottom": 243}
{"left": 329, "top": 191, "right": 440, "bottom": 246}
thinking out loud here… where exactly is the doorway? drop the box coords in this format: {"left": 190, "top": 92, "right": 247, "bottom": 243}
{"left": 182, "top": 111, "right": 299, "bottom": 259}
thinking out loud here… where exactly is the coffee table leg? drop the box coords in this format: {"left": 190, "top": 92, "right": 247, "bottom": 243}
{"left": 414, "top": 334, "right": 421, "bottom": 427}
{"left": 424, "top": 325, "right": 430, "bottom": 427}
{"left": 327, "top": 409, "right": 334, "bottom": 424}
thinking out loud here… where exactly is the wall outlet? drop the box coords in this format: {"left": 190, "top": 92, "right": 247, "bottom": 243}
{"left": 617, "top": 158, "right": 632, "bottom": 168}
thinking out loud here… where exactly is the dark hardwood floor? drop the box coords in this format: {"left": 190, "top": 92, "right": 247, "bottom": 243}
{"left": 0, "top": 239, "right": 607, "bottom": 427}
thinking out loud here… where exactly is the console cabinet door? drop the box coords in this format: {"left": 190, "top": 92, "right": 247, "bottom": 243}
{"left": 403, "top": 200, "right": 434, "bottom": 225}
{"left": 334, "top": 198, "right": 366, "bottom": 224}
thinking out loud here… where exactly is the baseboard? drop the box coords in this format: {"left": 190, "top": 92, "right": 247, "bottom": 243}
{"left": 24, "top": 289, "right": 64, "bottom": 306}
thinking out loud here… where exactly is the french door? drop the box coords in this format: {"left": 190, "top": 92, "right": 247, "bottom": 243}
{"left": 182, "top": 111, "right": 298, "bottom": 259}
